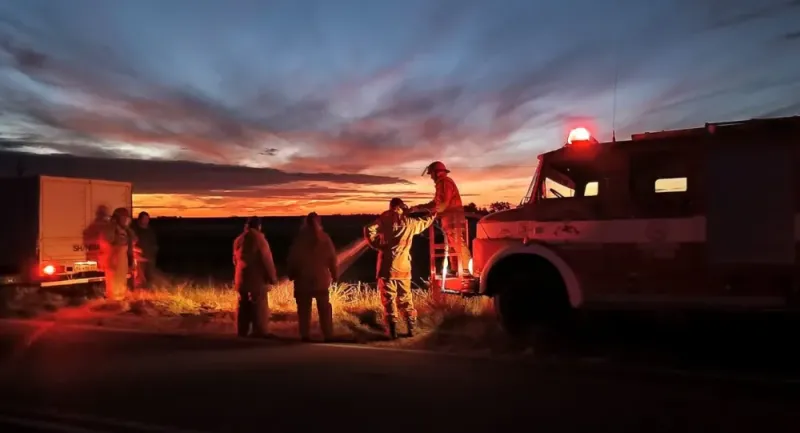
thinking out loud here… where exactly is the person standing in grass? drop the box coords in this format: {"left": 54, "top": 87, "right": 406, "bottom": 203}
{"left": 132, "top": 211, "right": 159, "bottom": 289}
{"left": 233, "top": 216, "right": 278, "bottom": 338}
{"left": 99, "top": 207, "right": 137, "bottom": 302}
{"left": 287, "top": 212, "right": 338, "bottom": 342}
{"left": 364, "top": 198, "right": 436, "bottom": 339}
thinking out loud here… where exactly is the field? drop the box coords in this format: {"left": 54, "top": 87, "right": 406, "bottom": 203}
{"left": 1, "top": 278, "right": 508, "bottom": 351}
{"left": 0, "top": 215, "right": 509, "bottom": 352}
{"left": 4, "top": 215, "right": 800, "bottom": 371}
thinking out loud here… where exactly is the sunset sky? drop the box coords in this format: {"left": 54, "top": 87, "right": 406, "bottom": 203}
{"left": 0, "top": 0, "right": 798, "bottom": 217}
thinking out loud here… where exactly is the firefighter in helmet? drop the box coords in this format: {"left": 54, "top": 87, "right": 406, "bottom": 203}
{"left": 364, "top": 198, "right": 436, "bottom": 339}
{"left": 411, "top": 161, "right": 472, "bottom": 276}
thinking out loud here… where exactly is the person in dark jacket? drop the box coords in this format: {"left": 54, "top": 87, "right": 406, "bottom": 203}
{"left": 233, "top": 216, "right": 278, "bottom": 338}
{"left": 132, "top": 211, "right": 159, "bottom": 289}
{"left": 287, "top": 212, "right": 338, "bottom": 342}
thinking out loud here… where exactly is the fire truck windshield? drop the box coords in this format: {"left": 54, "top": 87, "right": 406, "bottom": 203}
{"left": 522, "top": 149, "right": 605, "bottom": 205}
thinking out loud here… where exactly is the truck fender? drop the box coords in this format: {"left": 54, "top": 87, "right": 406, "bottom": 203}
{"left": 479, "top": 243, "right": 583, "bottom": 308}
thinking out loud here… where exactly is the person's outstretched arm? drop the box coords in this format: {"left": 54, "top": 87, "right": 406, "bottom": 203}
{"left": 410, "top": 213, "right": 437, "bottom": 236}
{"left": 418, "top": 180, "right": 453, "bottom": 213}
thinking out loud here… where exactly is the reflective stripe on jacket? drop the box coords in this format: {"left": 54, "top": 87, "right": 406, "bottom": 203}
{"left": 364, "top": 211, "right": 435, "bottom": 279}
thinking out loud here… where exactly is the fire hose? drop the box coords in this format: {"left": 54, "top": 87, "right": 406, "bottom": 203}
{"left": 334, "top": 238, "right": 370, "bottom": 279}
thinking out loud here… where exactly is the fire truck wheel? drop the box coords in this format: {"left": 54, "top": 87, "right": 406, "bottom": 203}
{"left": 490, "top": 255, "right": 571, "bottom": 338}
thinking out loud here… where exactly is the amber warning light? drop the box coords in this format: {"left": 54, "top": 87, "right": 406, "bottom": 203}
{"left": 567, "top": 127, "right": 592, "bottom": 144}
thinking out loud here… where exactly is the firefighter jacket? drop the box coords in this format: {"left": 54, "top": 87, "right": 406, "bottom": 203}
{"left": 132, "top": 224, "right": 158, "bottom": 262}
{"left": 233, "top": 228, "right": 278, "bottom": 294}
{"left": 286, "top": 228, "right": 338, "bottom": 296}
{"left": 364, "top": 210, "right": 435, "bottom": 280}
{"left": 420, "top": 175, "right": 465, "bottom": 229}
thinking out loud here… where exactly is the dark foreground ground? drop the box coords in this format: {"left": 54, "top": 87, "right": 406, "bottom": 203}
{"left": 1, "top": 320, "right": 799, "bottom": 433}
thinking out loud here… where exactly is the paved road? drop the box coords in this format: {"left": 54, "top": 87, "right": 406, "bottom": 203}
{"left": 0, "top": 320, "right": 798, "bottom": 433}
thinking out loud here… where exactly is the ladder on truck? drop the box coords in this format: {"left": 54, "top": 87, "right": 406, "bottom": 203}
{"left": 428, "top": 218, "right": 476, "bottom": 296}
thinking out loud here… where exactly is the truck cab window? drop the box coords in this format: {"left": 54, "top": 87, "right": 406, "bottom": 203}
{"left": 655, "top": 177, "right": 687, "bottom": 193}
{"left": 584, "top": 181, "right": 599, "bottom": 196}
{"left": 544, "top": 177, "right": 575, "bottom": 198}
{"left": 538, "top": 164, "right": 600, "bottom": 200}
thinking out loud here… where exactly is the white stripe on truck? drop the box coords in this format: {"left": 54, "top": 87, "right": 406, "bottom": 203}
{"left": 479, "top": 214, "right": 800, "bottom": 243}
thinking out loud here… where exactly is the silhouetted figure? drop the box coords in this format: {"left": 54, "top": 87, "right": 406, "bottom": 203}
{"left": 132, "top": 211, "right": 158, "bottom": 289}
{"left": 287, "top": 212, "right": 337, "bottom": 342}
{"left": 233, "top": 216, "right": 277, "bottom": 338}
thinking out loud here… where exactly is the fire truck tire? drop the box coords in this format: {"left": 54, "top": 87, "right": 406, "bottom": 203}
{"left": 489, "top": 255, "right": 572, "bottom": 337}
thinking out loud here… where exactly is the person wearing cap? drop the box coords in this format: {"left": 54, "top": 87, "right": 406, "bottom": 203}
{"left": 99, "top": 207, "right": 137, "bottom": 301}
{"left": 286, "top": 212, "right": 337, "bottom": 342}
{"left": 412, "top": 161, "right": 472, "bottom": 276}
{"left": 364, "top": 198, "right": 436, "bottom": 339}
{"left": 233, "top": 216, "right": 278, "bottom": 338}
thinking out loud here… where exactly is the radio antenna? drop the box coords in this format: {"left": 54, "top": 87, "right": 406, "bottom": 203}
{"left": 610, "top": 1, "right": 621, "bottom": 143}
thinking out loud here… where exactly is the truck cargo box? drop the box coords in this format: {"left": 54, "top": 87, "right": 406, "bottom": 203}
{"left": 0, "top": 175, "right": 132, "bottom": 288}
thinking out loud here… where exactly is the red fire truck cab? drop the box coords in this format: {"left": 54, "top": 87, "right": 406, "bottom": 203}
{"left": 436, "top": 116, "right": 800, "bottom": 335}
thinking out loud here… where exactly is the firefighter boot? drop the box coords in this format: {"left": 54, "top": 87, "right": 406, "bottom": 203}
{"left": 387, "top": 321, "right": 398, "bottom": 340}
{"left": 405, "top": 318, "right": 416, "bottom": 338}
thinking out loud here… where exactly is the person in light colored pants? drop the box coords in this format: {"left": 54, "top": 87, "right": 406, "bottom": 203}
{"left": 364, "top": 198, "right": 436, "bottom": 339}
{"left": 100, "top": 207, "right": 136, "bottom": 302}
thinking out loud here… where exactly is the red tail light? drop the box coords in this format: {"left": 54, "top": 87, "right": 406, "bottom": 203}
{"left": 42, "top": 264, "right": 55, "bottom": 276}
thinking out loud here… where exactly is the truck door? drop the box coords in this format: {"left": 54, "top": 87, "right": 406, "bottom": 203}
{"left": 39, "top": 177, "right": 92, "bottom": 269}
{"left": 706, "top": 139, "right": 795, "bottom": 304}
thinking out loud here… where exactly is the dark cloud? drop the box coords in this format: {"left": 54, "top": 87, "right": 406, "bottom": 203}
{"left": 0, "top": 0, "right": 798, "bottom": 181}
{"left": 0, "top": 148, "right": 411, "bottom": 195}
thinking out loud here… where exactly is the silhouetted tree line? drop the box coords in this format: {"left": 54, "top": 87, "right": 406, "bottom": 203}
{"left": 463, "top": 201, "right": 513, "bottom": 215}
{"left": 150, "top": 203, "right": 516, "bottom": 220}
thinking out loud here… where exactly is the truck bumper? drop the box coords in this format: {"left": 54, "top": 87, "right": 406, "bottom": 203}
{"left": 40, "top": 276, "right": 106, "bottom": 288}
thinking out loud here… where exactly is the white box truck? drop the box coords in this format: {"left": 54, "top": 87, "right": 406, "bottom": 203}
{"left": 0, "top": 175, "right": 133, "bottom": 290}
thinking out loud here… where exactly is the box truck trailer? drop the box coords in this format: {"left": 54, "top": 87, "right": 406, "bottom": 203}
{"left": 0, "top": 175, "right": 133, "bottom": 290}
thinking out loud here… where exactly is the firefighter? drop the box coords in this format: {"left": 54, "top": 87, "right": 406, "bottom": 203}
{"left": 132, "top": 211, "right": 159, "bottom": 289}
{"left": 83, "top": 205, "right": 110, "bottom": 265}
{"left": 100, "top": 207, "right": 136, "bottom": 302}
{"left": 364, "top": 198, "right": 436, "bottom": 339}
{"left": 233, "top": 216, "right": 278, "bottom": 338}
{"left": 411, "top": 161, "right": 472, "bottom": 276}
{"left": 286, "top": 212, "right": 337, "bottom": 342}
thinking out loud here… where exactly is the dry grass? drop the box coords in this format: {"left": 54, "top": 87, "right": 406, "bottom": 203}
{"left": 1, "top": 277, "right": 513, "bottom": 352}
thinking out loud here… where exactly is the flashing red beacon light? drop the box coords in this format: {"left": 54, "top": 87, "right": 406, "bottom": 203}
{"left": 567, "top": 127, "right": 591, "bottom": 144}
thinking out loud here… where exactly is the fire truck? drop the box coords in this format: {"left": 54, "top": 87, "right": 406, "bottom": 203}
{"left": 429, "top": 116, "right": 800, "bottom": 335}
